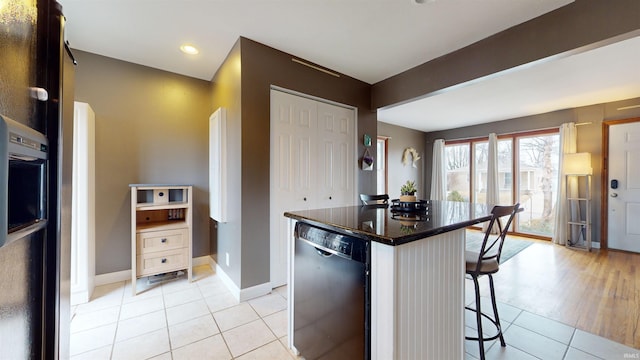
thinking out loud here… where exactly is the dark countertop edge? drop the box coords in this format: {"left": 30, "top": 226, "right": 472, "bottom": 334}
{"left": 284, "top": 212, "right": 493, "bottom": 246}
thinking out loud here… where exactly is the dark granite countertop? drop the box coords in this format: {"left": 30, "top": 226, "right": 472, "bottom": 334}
{"left": 284, "top": 200, "right": 493, "bottom": 246}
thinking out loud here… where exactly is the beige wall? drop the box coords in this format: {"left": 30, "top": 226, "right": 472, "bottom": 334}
{"left": 73, "top": 50, "right": 212, "bottom": 274}
{"left": 377, "top": 122, "right": 427, "bottom": 200}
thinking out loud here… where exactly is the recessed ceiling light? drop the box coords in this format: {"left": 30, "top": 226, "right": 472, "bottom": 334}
{"left": 180, "top": 44, "right": 199, "bottom": 55}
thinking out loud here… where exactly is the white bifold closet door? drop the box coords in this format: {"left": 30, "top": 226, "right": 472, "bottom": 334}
{"left": 270, "top": 89, "right": 356, "bottom": 287}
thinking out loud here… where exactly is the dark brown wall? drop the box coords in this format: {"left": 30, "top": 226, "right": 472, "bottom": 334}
{"left": 372, "top": 0, "right": 640, "bottom": 109}
{"left": 231, "top": 38, "right": 375, "bottom": 289}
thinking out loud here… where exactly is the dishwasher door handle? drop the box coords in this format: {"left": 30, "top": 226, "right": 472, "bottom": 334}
{"left": 298, "top": 237, "right": 350, "bottom": 260}
{"left": 315, "top": 248, "right": 333, "bottom": 257}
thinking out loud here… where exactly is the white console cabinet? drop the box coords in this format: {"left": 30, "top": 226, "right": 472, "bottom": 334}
{"left": 130, "top": 184, "right": 193, "bottom": 295}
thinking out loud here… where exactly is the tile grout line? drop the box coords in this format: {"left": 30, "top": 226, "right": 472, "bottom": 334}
{"left": 512, "top": 310, "right": 577, "bottom": 347}
{"left": 74, "top": 267, "right": 632, "bottom": 360}
{"left": 213, "top": 311, "right": 236, "bottom": 359}
{"left": 161, "top": 282, "right": 174, "bottom": 360}
{"left": 109, "top": 281, "right": 126, "bottom": 360}
{"left": 561, "top": 327, "right": 577, "bottom": 360}
{"left": 206, "top": 282, "right": 235, "bottom": 359}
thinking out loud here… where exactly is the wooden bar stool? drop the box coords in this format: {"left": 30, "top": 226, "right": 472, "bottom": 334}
{"left": 465, "top": 203, "right": 520, "bottom": 360}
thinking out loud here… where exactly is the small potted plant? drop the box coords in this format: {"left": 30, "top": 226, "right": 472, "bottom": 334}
{"left": 400, "top": 180, "right": 417, "bottom": 202}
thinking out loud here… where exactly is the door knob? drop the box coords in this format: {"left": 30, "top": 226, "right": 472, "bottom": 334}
{"left": 611, "top": 193, "right": 618, "bottom": 198}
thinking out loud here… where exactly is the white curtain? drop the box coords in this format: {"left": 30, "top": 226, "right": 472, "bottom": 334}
{"left": 430, "top": 139, "right": 446, "bottom": 200}
{"left": 483, "top": 133, "right": 499, "bottom": 233}
{"left": 552, "top": 122, "right": 577, "bottom": 245}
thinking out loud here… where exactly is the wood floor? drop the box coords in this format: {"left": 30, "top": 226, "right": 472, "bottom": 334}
{"left": 478, "top": 239, "right": 640, "bottom": 349}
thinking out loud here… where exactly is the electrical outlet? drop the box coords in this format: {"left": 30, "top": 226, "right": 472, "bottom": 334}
{"left": 226, "top": 252, "right": 230, "bottom": 267}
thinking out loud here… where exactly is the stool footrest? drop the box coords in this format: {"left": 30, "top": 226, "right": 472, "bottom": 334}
{"left": 464, "top": 306, "right": 504, "bottom": 343}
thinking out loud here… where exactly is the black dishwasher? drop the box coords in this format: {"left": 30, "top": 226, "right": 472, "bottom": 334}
{"left": 294, "top": 222, "right": 370, "bottom": 360}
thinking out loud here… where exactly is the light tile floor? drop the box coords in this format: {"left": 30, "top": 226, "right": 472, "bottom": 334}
{"left": 70, "top": 265, "right": 639, "bottom": 360}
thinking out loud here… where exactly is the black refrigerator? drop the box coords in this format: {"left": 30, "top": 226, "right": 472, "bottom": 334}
{"left": 0, "top": 0, "right": 74, "bottom": 358}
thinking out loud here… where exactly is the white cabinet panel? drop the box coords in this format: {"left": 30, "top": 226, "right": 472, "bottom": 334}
{"left": 209, "top": 108, "right": 227, "bottom": 222}
{"left": 70, "top": 102, "right": 96, "bottom": 306}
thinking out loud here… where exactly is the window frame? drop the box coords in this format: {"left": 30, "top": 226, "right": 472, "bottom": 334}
{"left": 444, "top": 128, "right": 559, "bottom": 239}
{"left": 376, "top": 136, "right": 389, "bottom": 195}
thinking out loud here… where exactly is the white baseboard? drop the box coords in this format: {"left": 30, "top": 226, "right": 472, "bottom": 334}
{"left": 93, "top": 256, "right": 270, "bottom": 301}
{"left": 209, "top": 258, "right": 272, "bottom": 302}
{"left": 95, "top": 269, "right": 131, "bottom": 286}
{"left": 239, "top": 282, "right": 273, "bottom": 302}
{"left": 94, "top": 256, "right": 214, "bottom": 287}
{"left": 192, "top": 255, "right": 211, "bottom": 267}
{"left": 70, "top": 290, "right": 91, "bottom": 306}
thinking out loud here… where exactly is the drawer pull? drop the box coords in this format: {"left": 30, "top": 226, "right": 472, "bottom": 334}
{"left": 161, "top": 258, "right": 167, "bottom": 263}
{"left": 161, "top": 238, "right": 167, "bottom": 243}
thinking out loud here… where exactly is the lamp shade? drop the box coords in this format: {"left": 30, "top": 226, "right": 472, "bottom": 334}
{"left": 564, "top": 152, "right": 592, "bottom": 175}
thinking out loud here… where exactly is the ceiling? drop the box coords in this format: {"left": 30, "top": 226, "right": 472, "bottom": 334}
{"left": 378, "top": 34, "right": 640, "bottom": 132}
{"left": 59, "top": 0, "right": 640, "bottom": 133}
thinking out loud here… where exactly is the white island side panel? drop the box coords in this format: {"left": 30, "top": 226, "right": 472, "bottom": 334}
{"left": 371, "top": 229, "right": 465, "bottom": 360}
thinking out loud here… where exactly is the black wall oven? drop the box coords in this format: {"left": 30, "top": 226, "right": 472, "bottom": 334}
{"left": 0, "top": 114, "right": 48, "bottom": 248}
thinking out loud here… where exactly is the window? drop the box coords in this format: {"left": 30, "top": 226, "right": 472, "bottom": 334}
{"left": 445, "top": 143, "right": 470, "bottom": 202}
{"left": 516, "top": 133, "right": 560, "bottom": 236}
{"left": 444, "top": 129, "right": 559, "bottom": 238}
{"left": 474, "top": 142, "right": 488, "bottom": 204}
{"left": 497, "top": 140, "right": 513, "bottom": 206}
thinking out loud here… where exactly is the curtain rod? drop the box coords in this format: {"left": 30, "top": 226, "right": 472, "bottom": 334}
{"left": 439, "top": 121, "right": 593, "bottom": 143}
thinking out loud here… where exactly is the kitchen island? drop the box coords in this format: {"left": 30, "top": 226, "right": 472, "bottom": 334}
{"left": 284, "top": 200, "right": 492, "bottom": 360}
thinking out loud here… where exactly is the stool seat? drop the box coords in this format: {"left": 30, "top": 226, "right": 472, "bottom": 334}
{"left": 465, "top": 251, "right": 499, "bottom": 273}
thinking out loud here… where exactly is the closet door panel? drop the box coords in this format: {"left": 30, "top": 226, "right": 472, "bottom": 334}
{"left": 271, "top": 90, "right": 356, "bottom": 287}
{"left": 317, "top": 102, "right": 355, "bottom": 208}
{"left": 270, "top": 90, "right": 317, "bottom": 287}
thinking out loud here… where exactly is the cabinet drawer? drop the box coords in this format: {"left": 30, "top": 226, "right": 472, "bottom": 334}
{"left": 136, "top": 248, "right": 188, "bottom": 277}
{"left": 136, "top": 228, "right": 188, "bottom": 254}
